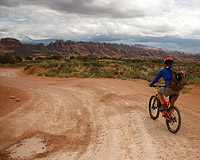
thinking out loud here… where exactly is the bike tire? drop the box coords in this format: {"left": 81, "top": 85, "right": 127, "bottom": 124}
{"left": 149, "top": 95, "right": 160, "bottom": 120}
{"left": 166, "top": 106, "right": 181, "bottom": 134}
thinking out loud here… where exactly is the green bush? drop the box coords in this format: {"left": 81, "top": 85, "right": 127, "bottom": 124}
{"left": 24, "top": 64, "right": 32, "bottom": 70}
{"left": 187, "top": 78, "right": 200, "bottom": 85}
{"left": 181, "top": 86, "right": 192, "bottom": 94}
{"left": 35, "top": 57, "right": 44, "bottom": 60}
{"left": 58, "top": 73, "right": 70, "bottom": 78}
{"left": 19, "top": 56, "right": 200, "bottom": 85}
{"left": 59, "top": 61, "right": 67, "bottom": 68}
{"left": 24, "top": 65, "right": 35, "bottom": 74}
{"left": 38, "top": 60, "right": 59, "bottom": 68}
{"left": 24, "top": 56, "right": 33, "bottom": 60}
{"left": 0, "top": 54, "right": 17, "bottom": 64}
{"left": 70, "top": 56, "right": 75, "bottom": 59}
{"left": 44, "top": 72, "right": 56, "bottom": 77}
{"left": 49, "top": 68, "right": 59, "bottom": 74}
{"left": 100, "top": 69, "right": 116, "bottom": 78}
{"left": 47, "top": 55, "right": 62, "bottom": 60}
{"left": 15, "top": 56, "right": 23, "bottom": 62}
{"left": 37, "top": 73, "right": 43, "bottom": 76}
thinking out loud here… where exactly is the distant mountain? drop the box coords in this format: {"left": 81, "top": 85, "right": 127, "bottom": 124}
{"left": 91, "top": 34, "right": 200, "bottom": 53}
{"left": 5, "top": 35, "right": 57, "bottom": 46}
{"left": 0, "top": 37, "right": 200, "bottom": 62}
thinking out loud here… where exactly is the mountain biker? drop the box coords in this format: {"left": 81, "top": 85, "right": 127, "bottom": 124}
{"left": 150, "top": 58, "right": 180, "bottom": 111}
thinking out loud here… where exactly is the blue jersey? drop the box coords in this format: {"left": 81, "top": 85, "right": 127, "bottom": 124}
{"left": 151, "top": 66, "right": 173, "bottom": 86}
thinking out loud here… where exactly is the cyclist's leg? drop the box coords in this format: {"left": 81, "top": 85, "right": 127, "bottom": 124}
{"left": 168, "top": 90, "right": 180, "bottom": 116}
{"left": 158, "top": 88, "right": 168, "bottom": 111}
{"left": 158, "top": 88, "right": 165, "bottom": 105}
{"left": 169, "top": 90, "right": 180, "bottom": 107}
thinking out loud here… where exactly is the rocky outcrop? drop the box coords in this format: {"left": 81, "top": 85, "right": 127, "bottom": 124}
{"left": 1, "top": 38, "right": 22, "bottom": 49}
{"left": 0, "top": 37, "right": 200, "bottom": 62}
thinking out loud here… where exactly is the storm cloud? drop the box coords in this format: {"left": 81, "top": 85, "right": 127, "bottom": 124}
{"left": 0, "top": 0, "right": 172, "bottom": 18}
{"left": 0, "top": 0, "right": 200, "bottom": 53}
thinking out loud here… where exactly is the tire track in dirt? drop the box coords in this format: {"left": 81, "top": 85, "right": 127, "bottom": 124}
{"left": 0, "top": 68, "right": 200, "bottom": 160}
{"left": 0, "top": 69, "right": 94, "bottom": 159}
{"left": 72, "top": 81, "right": 159, "bottom": 160}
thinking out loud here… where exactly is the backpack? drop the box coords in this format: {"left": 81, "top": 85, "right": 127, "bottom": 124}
{"left": 168, "top": 68, "right": 187, "bottom": 90}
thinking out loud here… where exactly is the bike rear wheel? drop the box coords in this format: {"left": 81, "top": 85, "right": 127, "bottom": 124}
{"left": 166, "top": 106, "right": 181, "bottom": 133}
{"left": 149, "top": 95, "right": 160, "bottom": 120}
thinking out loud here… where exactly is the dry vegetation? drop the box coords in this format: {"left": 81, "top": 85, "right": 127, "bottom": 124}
{"left": 1, "top": 54, "right": 200, "bottom": 86}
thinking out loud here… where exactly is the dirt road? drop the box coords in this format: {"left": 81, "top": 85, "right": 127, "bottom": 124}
{"left": 0, "top": 68, "right": 200, "bottom": 160}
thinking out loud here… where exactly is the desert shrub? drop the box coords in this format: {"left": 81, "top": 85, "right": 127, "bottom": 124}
{"left": 24, "top": 56, "right": 33, "bottom": 60}
{"left": 187, "top": 78, "right": 200, "bottom": 85}
{"left": 0, "top": 54, "right": 16, "bottom": 64}
{"left": 89, "top": 72, "right": 97, "bottom": 78}
{"left": 38, "top": 60, "right": 59, "bottom": 68}
{"left": 42, "top": 68, "right": 60, "bottom": 77}
{"left": 19, "top": 56, "right": 199, "bottom": 85}
{"left": 70, "top": 56, "right": 75, "bottom": 59}
{"left": 88, "top": 66, "right": 101, "bottom": 75}
{"left": 151, "top": 59, "right": 163, "bottom": 63}
{"left": 24, "top": 65, "right": 35, "bottom": 74}
{"left": 132, "top": 59, "right": 145, "bottom": 63}
{"left": 37, "top": 73, "right": 43, "bottom": 76}
{"left": 78, "top": 72, "right": 87, "bottom": 78}
{"left": 47, "top": 55, "right": 62, "bottom": 60}
{"left": 35, "top": 57, "right": 44, "bottom": 61}
{"left": 15, "top": 56, "right": 23, "bottom": 62}
{"left": 59, "top": 61, "right": 67, "bottom": 68}
{"left": 49, "top": 61, "right": 59, "bottom": 68}
{"left": 43, "top": 71, "right": 56, "bottom": 77}
{"left": 146, "top": 75, "right": 155, "bottom": 82}
{"left": 76, "top": 55, "right": 98, "bottom": 61}
{"left": 49, "top": 68, "right": 59, "bottom": 74}
{"left": 147, "top": 65, "right": 162, "bottom": 77}
{"left": 181, "top": 86, "right": 192, "bottom": 94}
{"left": 24, "top": 64, "right": 32, "bottom": 70}
{"left": 58, "top": 73, "right": 70, "bottom": 78}
{"left": 121, "top": 77, "right": 127, "bottom": 80}
{"left": 60, "top": 64, "right": 77, "bottom": 73}
{"left": 38, "top": 61, "right": 49, "bottom": 68}
{"left": 127, "top": 70, "right": 141, "bottom": 79}
{"left": 71, "top": 72, "right": 86, "bottom": 78}
{"left": 100, "top": 69, "right": 116, "bottom": 78}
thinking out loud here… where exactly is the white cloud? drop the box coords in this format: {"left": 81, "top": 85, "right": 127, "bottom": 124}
{"left": 0, "top": 0, "right": 200, "bottom": 52}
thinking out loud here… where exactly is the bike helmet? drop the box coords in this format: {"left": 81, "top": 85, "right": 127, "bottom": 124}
{"left": 164, "top": 57, "right": 174, "bottom": 65}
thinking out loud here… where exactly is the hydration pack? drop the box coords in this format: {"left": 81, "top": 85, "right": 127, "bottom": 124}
{"left": 168, "top": 68, "right": 187, "bottom": 90}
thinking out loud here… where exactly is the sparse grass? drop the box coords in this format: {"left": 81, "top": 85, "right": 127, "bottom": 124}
{"left": 181, "top": 86, "right": 192, "bottom": 94}
{"left": 0, "top": 55, "right": 198, "bottom": 86}
{"left": 187, "top": 78, "right": 200, "bottom": 85}
{"left": 24, "top": 65, "right": 35, "bottom": 74}
{"left": 37, "top": 73, "right": 43, "bottom": 76}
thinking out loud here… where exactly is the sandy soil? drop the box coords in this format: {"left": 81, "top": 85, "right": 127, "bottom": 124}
{"left": 0, "top": 68, "right": 199, "bottom": 160}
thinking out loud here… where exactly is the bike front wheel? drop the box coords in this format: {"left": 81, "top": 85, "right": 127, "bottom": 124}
{"left": 149, "top": 95, "right": 160, "bottom": 120}
{"left": 166, "top": 106, "right": 181, "bottom": 134}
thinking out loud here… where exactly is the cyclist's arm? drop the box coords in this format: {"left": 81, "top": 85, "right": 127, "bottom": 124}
{"left": 150, "top": 70, "right": 163, "bottom": 85}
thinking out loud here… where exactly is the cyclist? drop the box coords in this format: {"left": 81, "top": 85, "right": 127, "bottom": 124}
{"left": 150, "top": 58, "right": 180, "bottom": 111}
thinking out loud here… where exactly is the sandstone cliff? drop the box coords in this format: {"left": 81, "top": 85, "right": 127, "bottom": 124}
{"left": 0, "top": 38, "right": 199, "bottom": 62}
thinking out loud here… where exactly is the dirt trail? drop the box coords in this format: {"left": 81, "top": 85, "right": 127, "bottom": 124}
{"left": 0, "top": 68, "right": 200, "bottom": 160}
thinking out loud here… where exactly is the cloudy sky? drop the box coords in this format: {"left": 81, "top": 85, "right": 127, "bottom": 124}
{"left": 0, "top": 0, "right": 200, "bottom": 53}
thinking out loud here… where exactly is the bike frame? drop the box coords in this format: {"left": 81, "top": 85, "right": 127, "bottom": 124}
{"left": 153, "top": 85, "right": 174, "bottom": 121}
{"left": 162, "top": 96, "right": 172, "bottom": 121}
{"left": 149, "top": 85, "right": 181, "bottom": 133}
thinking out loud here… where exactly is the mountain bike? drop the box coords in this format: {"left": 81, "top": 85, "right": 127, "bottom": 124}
{"left": 149, "top": 85, "right": 181, "bottom": 133}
